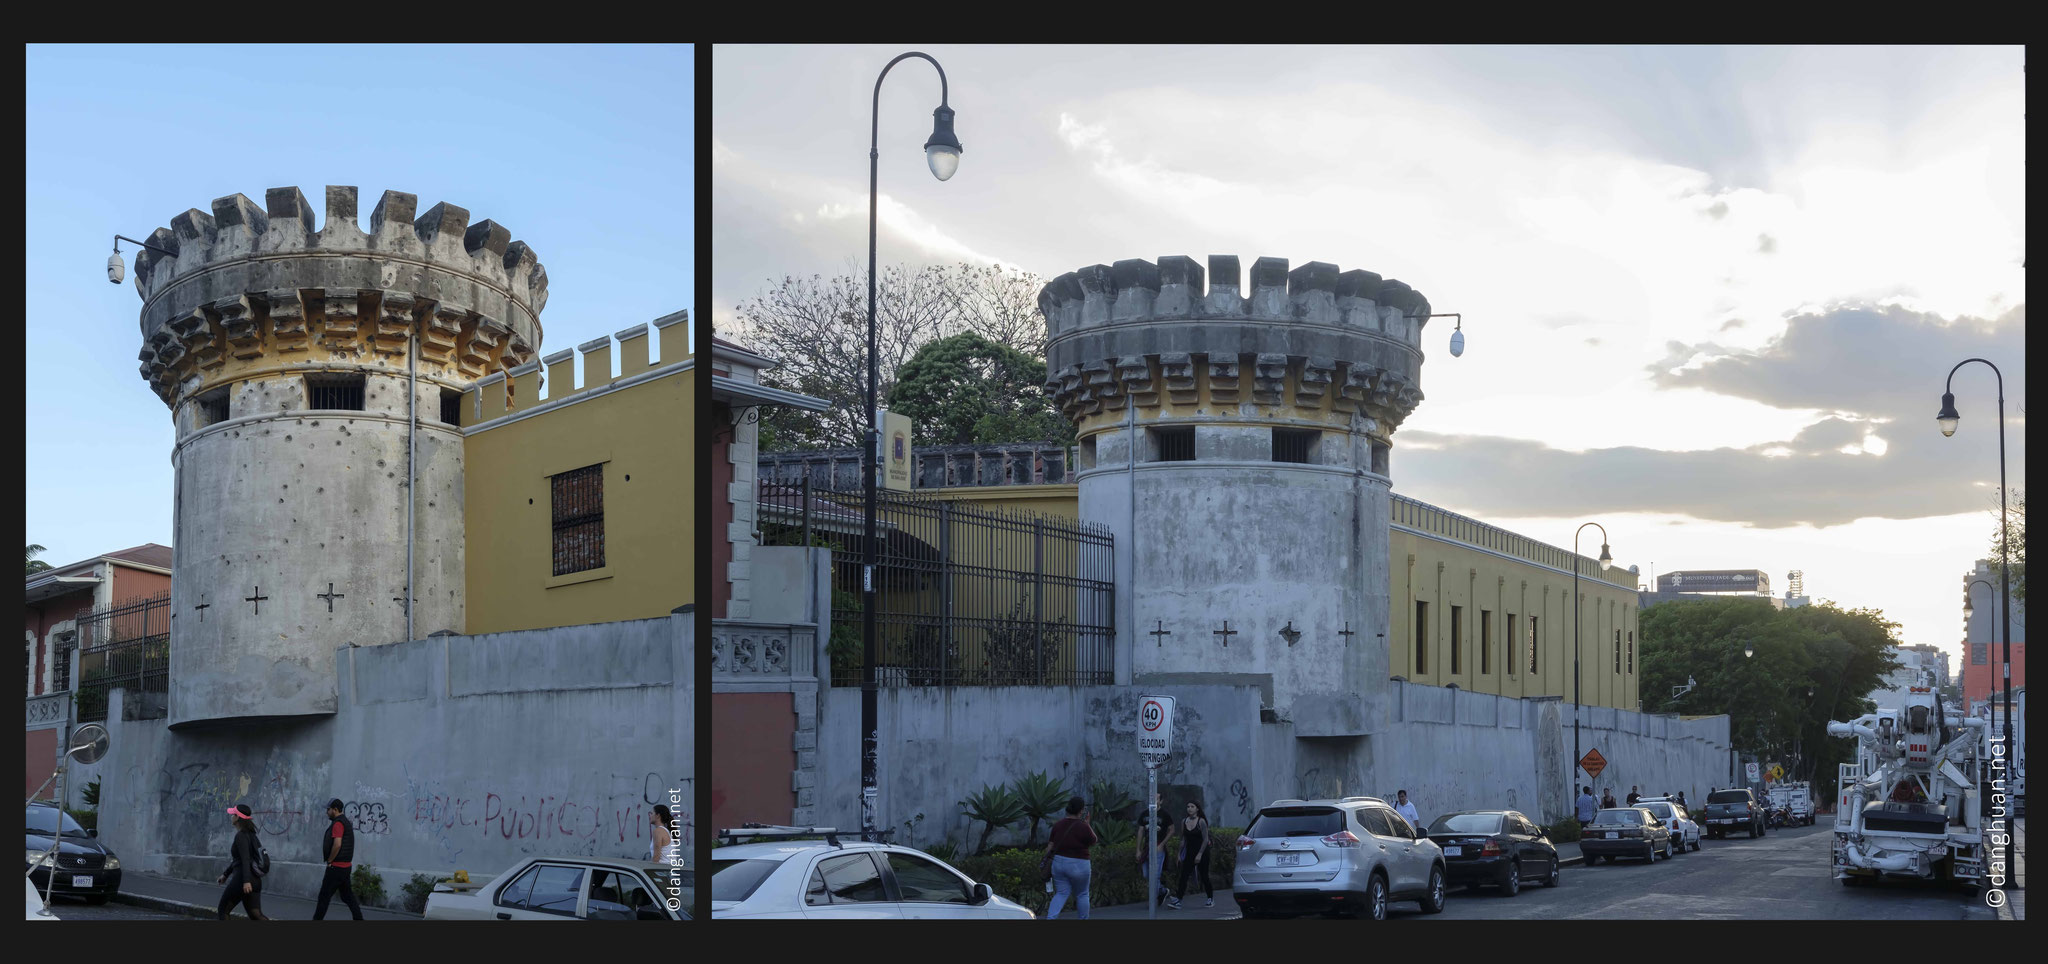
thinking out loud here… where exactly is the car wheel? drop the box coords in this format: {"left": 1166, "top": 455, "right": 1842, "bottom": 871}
{"left": 1691, "top": 837, "right": 1701, "bottom": 852}
{"left": 1747, "top": 824, "right": 1757, "bottom": 839}
{"left": 1501, "top": 861, "right": 1520, "bottom": 897}
{"left": 1543, "top": 857, "right": 1561, "bottom": 887}
{"left": 1365, "top": 873, "right": 1389, "bottom": 921}
{"left": 1423, "top": 865, "right": 1446, "bottom": 914}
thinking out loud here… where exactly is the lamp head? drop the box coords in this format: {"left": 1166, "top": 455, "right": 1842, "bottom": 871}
{"left": 1936, "top": 392, "right": 1959, "bottom": 437}
{"left": 1598, "top": 543, "right": 1613, "bottom": 572}
{"left": 924, "top": 105, "right": 962, "bottom": 182}
{"left": 1745, "top": 642, "right": 1755, "bottom": 659}
{"left": 1448, "top": 326, "right": 1465, "bottom": 358}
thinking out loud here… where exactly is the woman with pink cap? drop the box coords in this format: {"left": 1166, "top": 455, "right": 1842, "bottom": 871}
{"left": 215, "top": 804, "right": 271, "bottom": 920}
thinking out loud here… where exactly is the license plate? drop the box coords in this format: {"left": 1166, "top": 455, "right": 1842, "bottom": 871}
{"left": 1604, "top": 832, "right": 1617, "bottom": 839}
{"left": 1274, "top": 852, "right": 1303, "bottom": 867}
{"left": 72, "top": 875, "right": 93, "bottom": 888}
{"left": 1443, "top": 846, "right": 1462, "bottom": 856}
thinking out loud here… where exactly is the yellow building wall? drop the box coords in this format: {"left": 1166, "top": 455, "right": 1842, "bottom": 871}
{"left": 462, "top": 351, "right": 690, "bottom": 633}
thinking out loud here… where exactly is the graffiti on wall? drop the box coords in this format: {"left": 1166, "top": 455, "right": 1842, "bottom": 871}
{"left": 399, "top": 765, "right": 693, "bottom": 866}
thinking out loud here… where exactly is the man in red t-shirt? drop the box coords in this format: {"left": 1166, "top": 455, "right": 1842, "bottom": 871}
{"left": 313, "top": 799, "right": 364, "bottom": 920}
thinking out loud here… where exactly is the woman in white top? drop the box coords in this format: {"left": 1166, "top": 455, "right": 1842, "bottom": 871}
{"left": 648, "top": 804, "right": 678, "bottom": 863}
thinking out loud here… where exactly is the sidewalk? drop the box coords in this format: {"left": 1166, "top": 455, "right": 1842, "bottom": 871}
{"left": 1088, "top": 840, "right": 1589, "bottom": 920}
{"left": 112, "top": 872, "right": 419, "bottom": 921}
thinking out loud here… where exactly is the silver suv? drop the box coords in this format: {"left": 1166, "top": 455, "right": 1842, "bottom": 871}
{"left": 1232, "top": 797, "right": 1446, "bottom": 920}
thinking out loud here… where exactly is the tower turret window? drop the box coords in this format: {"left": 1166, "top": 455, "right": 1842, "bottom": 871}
{"left": 305, "top": 373, "right": 366, "bottom": 411}
{"left": 1273, "top": 428, "right": 1318, "bottom": 464}
{"left": 1151, "top": 426, "right": 1194, "bottom": 462}
{"left": 441, "top": 388, "right": 465, "bottom": 426}
{"left": 196, "top": 388, "right": 230, "bottom": 428}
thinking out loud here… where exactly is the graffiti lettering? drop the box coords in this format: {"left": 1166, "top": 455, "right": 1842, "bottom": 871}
{"left": 1229, "top": 779, "right": 1251, "bottom": 816}
{"left": 343, "top": 801, "right": 390, "bottom": 835}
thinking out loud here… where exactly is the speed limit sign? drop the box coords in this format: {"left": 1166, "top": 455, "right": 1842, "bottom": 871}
{"left": 1138, "top": 695, "right": 1175, "bottom": 761}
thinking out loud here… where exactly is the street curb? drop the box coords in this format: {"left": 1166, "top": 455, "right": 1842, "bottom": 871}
{"left": 109, "top": 891, "right": 220, "bottom": 920}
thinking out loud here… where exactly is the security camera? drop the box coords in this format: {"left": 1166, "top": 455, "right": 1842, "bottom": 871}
{"left": 107, "top": 252, "right": 125, "bottom": 285}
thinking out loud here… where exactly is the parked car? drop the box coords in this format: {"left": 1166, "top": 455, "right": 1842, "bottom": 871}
{"left": 1636, "top": 798, "right": 1701, "bottom": 852}
{"left": 1578, "top": 807, "right": 1672, "bottom": 864}
{"left": 711, "top": 831, "right": 1031, "bottom": 919}
{"left": 1233, "top": 797, "right": 1446, "bottom": 920}
{"left": 424, "top": 855, "right": 689, "bottom": 920}
{"left": 26, "top": 876, "right": 58, "bottom": 921}
{"left": 1700, "top": 788, "right": 1767, "bottom": 839}
{"left": 25, "top": 802, "right": 120, "bottom": 904}
{"left": 1423, "top": 810, "right": 1560, "bottom": 896}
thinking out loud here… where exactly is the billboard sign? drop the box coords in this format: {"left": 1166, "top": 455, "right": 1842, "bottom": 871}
{"left": 1657, "top": 569, "right": 1770, "bottom": 594}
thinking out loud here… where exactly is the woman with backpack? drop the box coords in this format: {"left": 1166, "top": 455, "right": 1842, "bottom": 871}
{"left": 216, "top": 803, "right": 271, "bottom": 920}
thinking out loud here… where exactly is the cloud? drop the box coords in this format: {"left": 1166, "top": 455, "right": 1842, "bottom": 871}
{"left": 1402, "top": 302, "right": 2025, "bottom": 528}
{"left": 1705, "top": 200, "right": 1729, "bottom": 219}
{"left": 1718, "top": 318, "right": 1747, "bottom": 331}
{"left": 1757, "top": 233, "right": 1777, "bottom": 254}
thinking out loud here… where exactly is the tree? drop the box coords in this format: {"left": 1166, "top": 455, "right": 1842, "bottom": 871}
{"left": 727, "top": 261, "right": 1052, "bottom": 452}
{"left": 1985, "top": 488, "right": 2025, "bottom": 605}
{"left": 26, "top": 544, "right": 53, "bottom": 575}
{"left": 887, "top": 331, "right": 1071, "bottom": 447}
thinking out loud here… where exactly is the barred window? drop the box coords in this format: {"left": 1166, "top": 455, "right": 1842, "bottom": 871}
{"left": 1481, "top": 610, "right": 1492, "bottom": 675}
{"left": 197, "top": 388, "right": 230, "bottom": 427}
{"left": 306, "top": 373, "right": 366, "bottom": 410}
{"left": 1627, "top": 630, "right": 1634, "bottom": 673}
{"left": 1152, "top": 426, "right": 1194, "bottom": 462}
{"left": 551, "top": 464, "right": 606, "bottom": 576}
{"left": 1615, "top": 629, "right": 1623, "bottom": 673}
{"left": 1273, "top": 428, "right": 1317, "bottom": 464}
{"left": 441, "top": 388, "right": 464, "bottom": 426}
{"left": 1414, "top": 601, "right": 1429, "bottom": 675}
{"left": 1507, "top": 614, "right": 1519, "bottom": 678}
{"left": 53, "top": 645, "right": 71, "bottom": 692}
{"left": 1528, "top": 616, "right": 1539, "bottom": 675}
{"left": 1450, "top": 605, "right": 1463, "bottom": 674}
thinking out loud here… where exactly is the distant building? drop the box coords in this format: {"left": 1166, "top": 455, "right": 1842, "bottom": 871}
{"left": 1962, "top": 558, "right": 2027, "bottom": 706}
{"left": 1868, "top": 644, "right": 1950, "bottom": 709}
{"left": 24, "top": 543, "right": 172, "bottom": 798}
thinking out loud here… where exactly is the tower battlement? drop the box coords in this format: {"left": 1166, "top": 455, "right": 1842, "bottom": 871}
{"left": 133, "top": 187, "right": 545, "bottom": 406}
{"left": 1040, "top": 255, "right": 1433, "bottom": 438}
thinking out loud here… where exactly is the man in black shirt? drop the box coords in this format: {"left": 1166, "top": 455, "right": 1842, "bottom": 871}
{"left": 313, "top": 799, "right": 364, "bottom": 920}
{"left": 1135, "top": 792, "right": 1175, "bottom": 907}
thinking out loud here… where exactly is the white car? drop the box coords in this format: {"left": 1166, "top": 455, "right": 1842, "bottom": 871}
{"left": 26, "top": 876, "right": 58, "bottom": 921}
{"left": 424, "top": 856, "right": 689, "bottom": 920}
{"left": 1638, "top": 798, "right": 1701, "bottom": 852}
{"left": 712, "top": 832, "right": 1033, "bottom": 919}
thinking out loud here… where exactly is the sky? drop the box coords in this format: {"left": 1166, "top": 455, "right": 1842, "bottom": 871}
{"left": 25, "top": 44, "right": 693, "bottom": 574}
{"left": 712, "top": 44, "right": 2026, "bottom": 665}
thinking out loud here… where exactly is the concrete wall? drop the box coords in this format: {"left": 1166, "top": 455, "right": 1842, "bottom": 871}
{"left": 802, "top": 681, "right": 1732, "bottom": 849}
{"left": 72, "top": 611, "right": 691, "bottom": 903}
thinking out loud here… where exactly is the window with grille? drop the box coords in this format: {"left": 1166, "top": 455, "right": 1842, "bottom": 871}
{"left": 1414, "top": 601, "right": 1429, "bottom": 675}
{"left": 1273, "top": 428, "right": 1317, "bottom": 464}
{"left": 1451, "top": 605, "right": 1463, "bottom": 674}
{"left": 1481, "top": 610, "right": 1492, "bottom": 675}
{"left": 551, "top": 464, "right": 606, "bottom": 575}
{"left": 197, "top": 388, "right": 230, "bottom": 427}
{"left": 1507, "top": 614, "right": 1519, "bottom": 677}
{"left": 441, "top": 388, "right": 464, "bottom": 426}
{"left": 306, "top": 373, "right": 366, "bottom": 410}
{"left": 1151, "top": 426, "right": 1194, "bottom": 462}
{"left": 1615, "top": 629, "right": 1622, "bottom": 673}
{"left": 1528, "top": 616, "right": 1539, "bottom": 675}
{"left": 53, "top": 645, "right": 71, "bottom": 692}
{"left": 1627, "top": 631, "right": 1634, "bottom": 673}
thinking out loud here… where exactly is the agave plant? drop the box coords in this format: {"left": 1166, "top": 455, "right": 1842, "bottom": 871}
{"left": 1090, "top": 778, "right": 1137, "bottom": 822}
{"left": 1010, "top": 770, "right": 1072, "bottom": 846}
{"left": 1093, "top": 818, "right": 1135, "bottom": 847}
{"left": 959, "top": 783, "right": 1026, "bottom": 855}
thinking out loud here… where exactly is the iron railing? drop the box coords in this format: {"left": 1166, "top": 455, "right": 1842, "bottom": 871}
{"left": 757, "top": 478, "right": 1114, "bottom": 687}
{"left": 74, "top": 591, "right": 171, "bottom": 723}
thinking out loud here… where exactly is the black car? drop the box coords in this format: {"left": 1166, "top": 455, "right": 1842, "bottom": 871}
{"left": 1425, "top": 810, "right": 1560, "bottom": 896}
{"left": 26, "top": 802, "right": 121, "bottom": 904}
{"left": 1700, "top": 789, "right": 1767, "bottom": 839}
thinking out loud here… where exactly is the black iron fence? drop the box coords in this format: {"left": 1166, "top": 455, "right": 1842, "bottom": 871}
{"left": 74, "top": 592, "right": 170, "bottom": 723}
{"left": 758, "top": 478, "right": 1114, "bottom": 687}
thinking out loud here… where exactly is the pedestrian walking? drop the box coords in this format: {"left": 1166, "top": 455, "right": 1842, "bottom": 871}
{"left": 216, "top": 804, "right": 270, "bottom": 920}
{"left": 1601, "top": 788, "right": 1618, "bottom": 810}
{"left": 1043, "top": 796, "right": 1096, "bottom": 920}
{"left": 1167, "top": 801, "right": 1213, "bottom": 909}
{"left": 1576, "top": 786, "right": 1598, "bottom": 830}
{"left": 312, "top": 799, "right": 363, "bottom": 920}
{"left": 1627, "top": 786, "right": 1641, "bottom": 805}
{"left": 648, "top": 804, "right": 679, "bottom": 863}
{"left": 1394, "top": 790, "right": 1421, "bottom": 830}
{"left": 1137, "top": 792, "right": 1174, "bottom": 908}
{"left": 1676, "top": 791, "right": 1687, "bottom": 808}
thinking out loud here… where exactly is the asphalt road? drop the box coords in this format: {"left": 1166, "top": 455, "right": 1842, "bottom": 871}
{"left": 1423, "top": 823, "right": 1997, "bottom": 921}
{"left": 40, "top": 896, "right": 196, "bottom": 921}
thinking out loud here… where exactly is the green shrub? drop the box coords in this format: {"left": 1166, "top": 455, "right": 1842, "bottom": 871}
{"left": 82, "top": 779, "right": 101, "bottom": 809}
{"left": 924, "top": 839, "right": 959, "bottom": 862}
{"left": 400, "top": 874, "right": 442, "bottom": 914}
{"left": 951, "top": 826, "right": 1246, "bottom": 915}
{"left": 351, "top": 865, "right": 387, "bottom": 907}
{"left": 1010, "top": 770, "right": 1071, "bottom": 846}
{"left": 1541, "top": 818, "right": 1582, "bottom": 844}
{"left": 959, "top": 783, "right": 1027, "bottom": 855}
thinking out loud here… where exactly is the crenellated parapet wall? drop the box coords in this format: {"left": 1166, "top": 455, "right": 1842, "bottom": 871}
{"left": 1041, "top": 255, "right": 1431, "bottom": 446}
{"left": 134, "top": 187, "right": 545, "bottom": 409}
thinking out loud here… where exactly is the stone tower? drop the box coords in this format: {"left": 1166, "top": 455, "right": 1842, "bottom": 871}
{"left": 133, "top": 186, "right": 545, "bottom": 727}
{"left": 1041, "top": 255, "right": 1432, "bottom": 744}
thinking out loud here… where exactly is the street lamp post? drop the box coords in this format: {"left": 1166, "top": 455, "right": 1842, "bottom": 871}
{"left": 862, "top": 52, "right": 961, "bottom": 841}
{"left": 1937, "top": 359, "right": 2014, "bottom": 886}
{"left": 1571, "top": 523, "right": 1614, "bottom": 792}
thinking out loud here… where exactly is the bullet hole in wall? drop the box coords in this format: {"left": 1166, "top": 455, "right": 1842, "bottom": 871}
{"left": 624, "top": 475, "right": 630, "bottom": 481}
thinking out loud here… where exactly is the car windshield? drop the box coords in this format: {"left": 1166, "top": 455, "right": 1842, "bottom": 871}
{"left": 25, "top": 806, "right": 88, "bottom": 837}
{"left": 1707, "top": 790, "right": 1751, "bottom": 804}
{"left": 711, "top": 858, "right": 782, "bottom": 903}
{"left": 1247, "top": 807, "right": 1343, "bottom": 838}
{"left": 1428, "top": 813, "right": 1503, "bottom": 835}
{"left": 1592, "top": 810, "right": 1640, "bottom": 825}
{"left": 1642, "top": 803, "right": 1674, "bottom": 818}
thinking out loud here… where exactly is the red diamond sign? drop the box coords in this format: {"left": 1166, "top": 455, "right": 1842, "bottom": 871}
{"left": 1579, "top": 749, "right": 1607, "bottom": 780}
